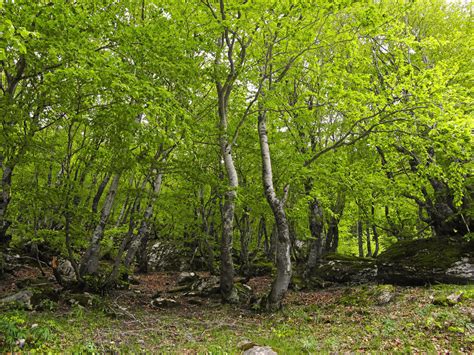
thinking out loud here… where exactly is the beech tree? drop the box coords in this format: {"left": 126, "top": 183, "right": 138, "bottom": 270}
{"left": 1, "top": 0, "right": 471, "bottom": 306}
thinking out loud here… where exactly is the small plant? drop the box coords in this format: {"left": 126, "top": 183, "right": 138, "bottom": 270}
{"left": 0, "top": 312, "right": 54, "bottom": 351}
{"left": 300, "top": 337, "right": 318, "bottom": 353}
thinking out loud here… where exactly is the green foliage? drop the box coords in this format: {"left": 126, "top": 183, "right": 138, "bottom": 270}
{"left": 0, "top": 312, "right": 54, "bottom": 352}
{"left": 0, "top": 0, "right": 471, "bottom": 282}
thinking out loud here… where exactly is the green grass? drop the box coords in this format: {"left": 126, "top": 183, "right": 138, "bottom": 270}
{"left": 0, "top": 284, "right": 472, "bottom": 353}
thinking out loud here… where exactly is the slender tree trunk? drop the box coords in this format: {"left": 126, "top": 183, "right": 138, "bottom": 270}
{"left": 258, "top": 111, "right": 292, "bottom": 311}
{"left": 91, "top": 174, "right": 111, "bottom": 214}
{"left": 357, "top": 220, "right": 364, "bottom": 258}
{"left": 371, "top": 205, "right": 380, "bottom": 257}
{"left": 106, "top": 192, "right": 142, "bottom": 285}
{"left": 217, "top": 84, "right": 239, "bottom": 303}
{"left": 256, "top": 215, "right": 266, "bottom": 252}
{"left": 269, "top": 223, "right": 278, "bottom": 263}
{"left": 136, "top": 229, "right": 150, "bottom": 273}
{"left": 80, "top": 174, "right": 120, "bottom": 276}
{"left": 305, "top": 181, "right": 324, "bottom": 276}
{"left": 124, "top": 172, "right": 163, "bottom": 269}
{"left": 366, "top": 224, "right": 372, "bottom": 257}
{"left": 237, "top": 209, "right": 251, "bottom": 276}
{"left": 115, "top": 194, "right": 130, "bottom": 227}
{"left": 0, "top": 165, "right": 13, "bottom": 243}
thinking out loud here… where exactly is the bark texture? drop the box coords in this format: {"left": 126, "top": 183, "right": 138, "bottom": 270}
{"left": 79, "top": 174, "right": 120, "bottom": 276}
{"left": 258, "top": 112, "right": 292, "bottom": 311}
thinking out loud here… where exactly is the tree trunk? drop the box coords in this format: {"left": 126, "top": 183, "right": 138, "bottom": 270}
{"left": 106, "top": 193, "right": 142, "bottom": 285}
{"left": 305, "top": 181, "right": 324, "bottom": 276}
{"left": 0, "top": 165, "right": 13, "bottom": 243}
{"left": 371, "top": 204, "right": 380, "bottom": 257}
{"left": 80, "top": 174, "right": 120, "bottom": 276}
{"left": 237, "top": 209, "right": 251, "bottom": 276}
{"left": 136, "top": 229, "right": 150, "bottom": 273}
{"left": 366, "top": 224, "right": 372, "bottom": 257}
{"left": 217, "top": 84, "right": 239, "bottom": 303}
{"left": 357, "top": 220, "right": 364, "bottom": 258}
{"left": 91, "top": 174, "right": 111, "bottom": 214}
{"left": 258, "top": 111, "right": 292, "bottom": 311}
{"left": 124, "top": 172, "right": 163, "bottom": 269}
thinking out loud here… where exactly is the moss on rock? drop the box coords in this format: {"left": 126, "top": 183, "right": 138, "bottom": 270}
{"left": 377, "top": 238, "right": 474, "bottom": 285}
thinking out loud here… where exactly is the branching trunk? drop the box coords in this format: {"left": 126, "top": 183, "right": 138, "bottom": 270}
{"left": 124, "top": 171, "right": 163, "bottom": 270}
{"left": 79, "top": 174, "right": 120, "bottom": 276}
{"left": 106, "top": 191, "right": 142, "bottom": 285}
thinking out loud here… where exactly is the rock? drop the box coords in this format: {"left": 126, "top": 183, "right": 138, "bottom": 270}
{"left": 433, "top": 292, "right": 463, "bottom": 306}
{"left": 66, "top": 292, "right": 99, "bottom": 307}
{"left": 243, "top": 345, "right": 277, "bottom": 355}
{"left": 0, "top": 290, "right": 33, "bottom": 310}
{"left": 446, "top": 292, "right": 463, "bottom": 304}
{"left": 238, "top": 340, "right": 257, "bottom": 351}
{"left": 177, "top": 272, "right": 198, "bottom": 285}
{"left": 151, "top": 297, "right": 179, "bottom": 308}
{"left": 375, "top": 285, "right": 396, "bottom": 305}
{"left": 446, "top": 258, "right": 474, "bottom": 280}
{"left": 147, "top": 241, "right": 189, "bottom": 272}
{"left": 17, "top": 338, "right": 26, "bottom": 349}
{"left": 304, "top": 254, "right": 377, "bottom": 288}
{"left": 377, "top": 238, "right": 474, "bottom": 285}
{"left": 191, "top": 275, "right": 220, "bottom": 296}
{"left": 56, "top": 259, "right": 77, "bottom": 283}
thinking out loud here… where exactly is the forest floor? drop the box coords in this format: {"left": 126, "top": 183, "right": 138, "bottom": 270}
{"left": 0, "top": 266, "right": 473, "bottom": 353}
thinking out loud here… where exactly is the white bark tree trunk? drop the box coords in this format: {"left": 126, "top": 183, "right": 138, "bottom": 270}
{"left": 79, "top": 173, "right": 120, "bottom": 276}
{"left": 258, "top": 111, "right": 292, "bottom": 310}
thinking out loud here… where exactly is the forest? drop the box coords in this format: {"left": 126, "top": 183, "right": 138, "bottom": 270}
{"left": 0, "top": 0, "right": 473, "bottom": 352}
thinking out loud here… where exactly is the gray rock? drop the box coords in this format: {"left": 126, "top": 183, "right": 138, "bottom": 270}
{"left": 57, "top": 259, "right": 77, "bottom": 283}
{"left": 446, "top": 292, "right": 463, "bottom": 304}
{"left": 177, "top": 272, "right": 198, "bottom": 285}
{"left": 377, "top": 290, "right": 395, "bottom": 305}
{"left": 243, "top": 346, "right": 277, "bottom": 355}
{"left": 151, "top": 297, "right": 179, "bottom": 308}
{"left": 148, "top": 241, "right": 187, "bottom": 271}
{"left": 0, "top": 290, "right": 33, "bottom": 310}
{"left": 192, "top": 275, "right": 220, "bottom": 295}
{"left": 446, "top": 258, "right": 474, "bottom": 279}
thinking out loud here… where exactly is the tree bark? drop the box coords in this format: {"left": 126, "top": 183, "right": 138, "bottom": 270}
{"left": 80, "top": 174, "right": 120, "bottom": 276}
{"left": 371, "top": 204, "right": 380, "bottom": 257}
{"left": 305, "top": 180, "right": 324, "bottom": 277}
{"left": 366, "top": 224, "right": 372, "bottom": 257}
{"left": 124, "top": 171, "right": 163, "bottom": 269}
{"left": 357, "top": 220, "right": 364, "bottom": 258}
{"left": 0, "top": 165, "right": 13, "bottom": 243}
{"left": 91, "top": 174, "right": 111, "bottom": 214}
{"left": 237, "top": 209, "right": 251, "bottom": 276}
{"left": 216, "top": 81, "right": 239, "bottom": 303}
{"left": 258, "top": 111, "right": 292, "bottom": 311}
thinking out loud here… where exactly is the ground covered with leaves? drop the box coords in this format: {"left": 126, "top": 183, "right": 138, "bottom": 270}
{"left": 1, "top": 269, "right": 473, "bottom": 353}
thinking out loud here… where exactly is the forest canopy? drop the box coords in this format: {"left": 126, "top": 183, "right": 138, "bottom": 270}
{"left": 0, "top": 0, "right": 472, "bottom": 312}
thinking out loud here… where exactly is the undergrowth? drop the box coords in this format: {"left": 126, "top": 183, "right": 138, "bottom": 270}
{"left": 0, "top": 284, "right": 472, "bottom": 353}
